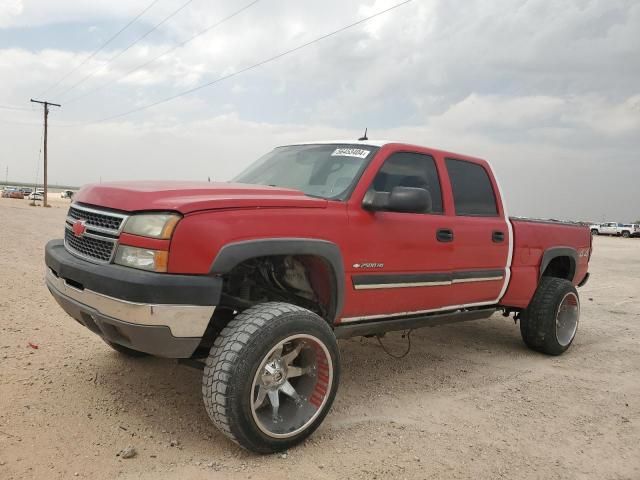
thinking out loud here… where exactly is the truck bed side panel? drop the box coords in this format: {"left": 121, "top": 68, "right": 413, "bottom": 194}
{"left": 500, "top": 219, "right": 591, "bottom": 309}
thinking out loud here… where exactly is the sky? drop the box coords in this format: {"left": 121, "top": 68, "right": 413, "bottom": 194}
{"left": 0, "top": 0, "right": 638, "bottom": 221}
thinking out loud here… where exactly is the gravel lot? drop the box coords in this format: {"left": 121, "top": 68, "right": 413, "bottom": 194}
{"left": 0, "top": 197, "right": 638, "bottom": 479}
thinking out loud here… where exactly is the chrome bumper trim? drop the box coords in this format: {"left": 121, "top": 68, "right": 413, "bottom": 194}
{"left": 46, "top": 268, "right": 214, "bottom": 337}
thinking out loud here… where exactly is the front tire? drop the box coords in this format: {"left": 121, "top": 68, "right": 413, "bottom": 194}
{"left": 622, "top": 231, "right": 630, "bottom": 238}
{"left": 590, "top": 229, "right": 599, "bottom": 235}
{"left": 520, "top": 277, "right": 580, "bottom": 355}
{"left": 202, "top": 302, "right": 340, "bottom": 453}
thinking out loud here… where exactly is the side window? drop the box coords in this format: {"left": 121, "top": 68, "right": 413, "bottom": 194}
{"left": 371, "top": 152, "right": 443, "bottom": 214}
{"left": 445, "top": 158, "right": 498, "bottom": 216}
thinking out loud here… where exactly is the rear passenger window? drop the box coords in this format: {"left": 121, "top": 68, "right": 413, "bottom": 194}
{"left": 445, "top": 158, "right": 498, "bottom": 216}
{"left": 371, "top": 152, "right": 443, "bottom": 213}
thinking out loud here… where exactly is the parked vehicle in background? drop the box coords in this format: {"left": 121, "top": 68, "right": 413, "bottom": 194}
{"left": 2, "top": 187, "right": 20, "bottom": 198}
{"left": 619, "top": 224, "right": 640, "bottom": 238}
{"left": 590, "top": 222, "right": 639, "bottom": 237}
{"left": 9, "top": 190, "right": 24, "bottom": 199}
{"left": 45, "top": 140, "right": 592, "bottom": 453}
{"left": 28, "top": 192, "right": 44, "bottom": 201}
{"left": 19, "top": 187, "right": 33, "bottom": 196}
{"left": 590, "top": 222, "right": 620, "bottom": 236}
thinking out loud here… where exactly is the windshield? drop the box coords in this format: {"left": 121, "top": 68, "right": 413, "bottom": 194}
{"left": 233, "top": 144, "right": 379, "bottom": 200}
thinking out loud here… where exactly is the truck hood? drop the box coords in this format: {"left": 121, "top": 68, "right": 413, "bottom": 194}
{"left": 73, "top": 181, "right": 328, "bottom": 214}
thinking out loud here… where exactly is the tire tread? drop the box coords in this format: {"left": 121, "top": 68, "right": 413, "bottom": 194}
{"left": 520, "top": 277, "right": 578, "bottom": 355}
{"left": 202, "top": 302, "right": 331, "bottom": 451}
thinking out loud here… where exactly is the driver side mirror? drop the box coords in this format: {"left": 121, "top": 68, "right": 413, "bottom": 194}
{"left": 363, "top": 186, "right": 432, "bottom": 214}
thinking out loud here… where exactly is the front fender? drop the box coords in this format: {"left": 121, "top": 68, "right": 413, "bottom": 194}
{"left": 210, "top": 238, "right": 345, "bottom": 323}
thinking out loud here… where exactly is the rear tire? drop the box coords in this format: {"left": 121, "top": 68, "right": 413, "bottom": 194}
{"left": 590, "top": 229, "right": 598, "bottom": 235}
{"left": 622, "top": 231, "right": 630, "bottom": 238}
{"left": 202, "top": 302, "right": 340, "bottom": 453}
{"left": 520, "top": 277, "right": 580, "bottom": 355}
{"left": 103, "top": 340, "right": 149, "bottom": 357}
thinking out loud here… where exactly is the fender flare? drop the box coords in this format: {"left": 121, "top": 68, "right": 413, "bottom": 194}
{"left": 539, "top": 246, "right": 578, "bottom": 282}
{"left": 210, "top": 238, "right": 345, "bottom": 323}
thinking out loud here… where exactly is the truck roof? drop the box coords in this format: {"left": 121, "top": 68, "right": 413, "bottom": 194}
{"left": 281, "top": 140, "right": 488, "bottom": 165}
{"left": 283, "top": 139, "right": 393, "bottom": 147}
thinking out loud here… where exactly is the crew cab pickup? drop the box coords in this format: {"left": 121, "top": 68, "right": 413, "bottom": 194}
{"left": 590, "top": 222, "right": 639, "bottom": 238}
{"left": 45, "top": 140, "right": 591, "bottom": 453}
{"left": 590, "top": 222, "right": 622, "bottom": 236}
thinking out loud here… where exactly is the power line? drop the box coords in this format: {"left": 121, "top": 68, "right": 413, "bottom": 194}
{"left": 65, "top": 0, "right": 262, "bottom": 105}
{"left": 56, "top": 0, "right": 196, "bottom": 100}
{"left": 0, "top": 118, "right": 43, "bottom": 127}
{"left": 0, "top": 104, "right": 33, "bottom": 111}
{"left": 82, "top": 0, "right": 413, "bottom": 125}
{"left": 38, "top": 0, "right": 162, "bottom": 98}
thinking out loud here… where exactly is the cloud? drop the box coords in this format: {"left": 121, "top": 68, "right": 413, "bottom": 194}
{"left": 0, "top": 0, "right": 23, "bottom": 28}
{"left": 0, "top": 0, "right": 638, "bottom": 221}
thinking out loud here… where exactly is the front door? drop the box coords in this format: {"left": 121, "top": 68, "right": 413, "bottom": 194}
{"left": 342, "top": 151, "right": 454, "bottom": 321}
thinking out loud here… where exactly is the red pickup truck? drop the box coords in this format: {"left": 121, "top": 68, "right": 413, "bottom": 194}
{"left": 45, "top": 140, "right": 591, "bottom": 453}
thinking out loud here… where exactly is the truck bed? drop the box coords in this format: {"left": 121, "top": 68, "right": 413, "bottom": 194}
{"left": 499, "top": 217, "right": 591, "bottom": 309}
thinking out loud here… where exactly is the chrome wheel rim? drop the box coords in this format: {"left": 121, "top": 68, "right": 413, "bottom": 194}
{"left": 556, "top": 292, "right": 579, "bottom": 347}
{"left": 250, "top": 334, "right": 333, "bottom": 439}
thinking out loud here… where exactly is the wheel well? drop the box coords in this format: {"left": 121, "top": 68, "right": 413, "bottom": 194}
{"left": 194, "top": 254, "right": 338, "bottom": 357}
{"left": 218, "top": 254, "right": 337, "bottom": 323}
{"left": 541, "top": 256, "right": 574, "bottom": 281}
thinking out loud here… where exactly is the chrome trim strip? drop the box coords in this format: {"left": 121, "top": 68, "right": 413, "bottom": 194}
{"left": 353, "top": 275, "right": 504, "bottom": 290}
{"left": 64, "top": 223, "right": 117, "bottom": 242}
{"left": 354, "top": 280, "right": 451, "bottom": 290}
{"left": 451, "top": 276, "right": 503, "bottom": 284}
{"left": 46, "top": 268, "right": 214, "bottom": 337}
{"left": 65, "top": 216, "right": 122, "bottom": 237}
{"left": 340, "top": 300, "right": 499, "bottom": 323}
{"left": 68, "top": 203, "right": 129, "bottom": 235}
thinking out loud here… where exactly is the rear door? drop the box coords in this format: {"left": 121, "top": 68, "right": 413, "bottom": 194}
{"left": 443, "top": 158, "right": 511, "bottom": 306}
{"left": 342, "top": 150, "right": 454, "bottom": 321}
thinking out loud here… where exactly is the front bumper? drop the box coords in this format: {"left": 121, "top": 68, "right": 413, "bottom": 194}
{"left": 45, "top": 240, "right": 221, "bottom": 358}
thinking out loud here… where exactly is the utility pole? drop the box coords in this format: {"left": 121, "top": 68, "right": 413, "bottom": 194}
{"left": 30, "top": 99, "right": 61, "bottom": 207}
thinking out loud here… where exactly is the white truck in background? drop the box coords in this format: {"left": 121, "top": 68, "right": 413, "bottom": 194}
{"left": 590, "top": 222, "right": 640, "bottom": 238}
{"left": 619, "top": 224, "right": 640, "bottom": 238}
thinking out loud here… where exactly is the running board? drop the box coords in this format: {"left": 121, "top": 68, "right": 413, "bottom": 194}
{"left": 333, "top": 308, "right": 496, "bottom": 339}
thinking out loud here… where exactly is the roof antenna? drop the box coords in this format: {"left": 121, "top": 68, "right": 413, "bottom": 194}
{"left": 358, "top": 128, "right": 368, "bottom": 141}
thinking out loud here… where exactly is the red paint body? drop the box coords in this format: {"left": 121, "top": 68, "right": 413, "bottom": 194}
{"left": 74, "top": 143, "right": 591, "bottom": 320}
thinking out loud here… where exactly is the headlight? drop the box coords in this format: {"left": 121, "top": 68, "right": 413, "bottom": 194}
{"left": 123, "top": 213, "right": 180, "bottom": 239}
{"left": 114, "top": 246, "right": 169, "bottom": 272}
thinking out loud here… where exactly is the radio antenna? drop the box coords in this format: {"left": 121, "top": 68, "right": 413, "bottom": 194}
{"left": 358, "top": 128, "right": 368, "bottom": 141}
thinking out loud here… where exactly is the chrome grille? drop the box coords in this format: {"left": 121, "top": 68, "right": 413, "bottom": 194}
{"left": 64, "top": 204, "right": 128, "bottom": 264}
{"left": 64, "top": 228, "right": 116, "bottom": 263}
{"left": 68, "top": 205, "right": 125, "bottom": 233}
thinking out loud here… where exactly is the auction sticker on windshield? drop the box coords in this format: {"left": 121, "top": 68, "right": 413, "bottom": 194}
{"left": 331, "top": 148, "right": 371, "bottom": 159}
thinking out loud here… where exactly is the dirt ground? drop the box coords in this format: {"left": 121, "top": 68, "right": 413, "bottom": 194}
{"left": 0, "top": 196, "right": 638, "bottom": 480}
